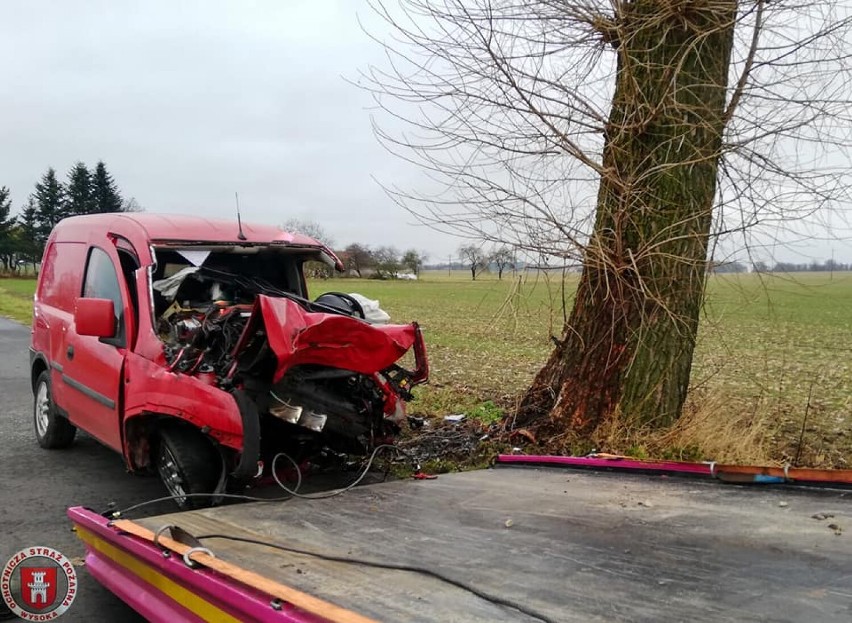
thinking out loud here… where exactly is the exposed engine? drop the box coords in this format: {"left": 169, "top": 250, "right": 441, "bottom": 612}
{"left": 267, "top": 366, "right": 402, "bottom": 454}
{"left": 160, "top": 303, "right": 251, "bottom": 382}
{"left": 153, "top": 263, "right": 425, "bottom": 459}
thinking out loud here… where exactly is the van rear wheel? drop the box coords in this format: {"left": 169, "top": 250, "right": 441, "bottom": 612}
{"left": 155, "top": 424, "right": 221, "bottom": 510}
{"left": 34, "top": 371, "right": 76, "bottom": 449}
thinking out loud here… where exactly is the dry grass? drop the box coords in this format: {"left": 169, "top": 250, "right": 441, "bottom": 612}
{"left": 650, "top": 393, "right": 776, "bottom": 464}
{"left": 526, "top": 392, "right": 775, "bottom": 466}
{"left": 586, "top": 384, "right": 846, "bottom": 468}
{"left": 539, "top": 389, "right": 790, "bottom": 466}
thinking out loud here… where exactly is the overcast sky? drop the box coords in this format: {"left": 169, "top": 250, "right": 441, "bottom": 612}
{"left": 1, "top": 1, "right": 850, "bottom": 266}
{"left": 0, "top": 0, "right": 464, "bottom": 259}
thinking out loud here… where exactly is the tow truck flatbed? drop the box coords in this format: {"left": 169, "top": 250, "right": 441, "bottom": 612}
{"left": 69, "top": 463, "right": 852, "bottom": 622}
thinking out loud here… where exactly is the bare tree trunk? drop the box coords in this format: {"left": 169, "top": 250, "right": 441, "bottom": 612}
{"left": 518, "top": 1, "right": 737, "bottom": 433}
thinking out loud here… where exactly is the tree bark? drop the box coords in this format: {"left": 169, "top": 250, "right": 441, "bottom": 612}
{"left": 518, "top": 1, "right": 737, "bottom": 433}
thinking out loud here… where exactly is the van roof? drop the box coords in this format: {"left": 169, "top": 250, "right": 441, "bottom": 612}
{"left": 57, "top": 213, "right": 325, "bottom": 246}
{"left": 50, "top": 213, "right": 344, "bottom": 270}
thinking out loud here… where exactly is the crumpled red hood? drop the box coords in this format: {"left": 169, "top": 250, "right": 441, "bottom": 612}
{"left": 251, "top": 295, "right": 417, "bottom": 382}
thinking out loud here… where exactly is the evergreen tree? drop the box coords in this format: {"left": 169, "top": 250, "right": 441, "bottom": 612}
{"left": 66, "top": 162, "right": 94, "bottom": 215}
{"left": 92, "top": 161, "right": 124, "bottom": 213}
{"left": 18, "top": 198, "right": 42, "bottom": 265}
{"left": 0, "top": 186, "right": 16, "bottom": 271}
{"left": 32, "top": 168, "right": 67, "bottom": 243}
{"left": 0, "top": 186, "right": 14, "bottom": 234}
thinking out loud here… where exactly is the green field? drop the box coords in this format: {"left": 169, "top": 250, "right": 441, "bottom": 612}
{"left": 0, "top": 277, "right": 38, "bottom": 325}
{"left": 3, "top": 271, "right": 850, "bottom": 467}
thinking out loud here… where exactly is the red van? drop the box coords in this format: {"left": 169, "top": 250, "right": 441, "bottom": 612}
{"left": 29, "top": 214, "right": 427, "bottom": 508}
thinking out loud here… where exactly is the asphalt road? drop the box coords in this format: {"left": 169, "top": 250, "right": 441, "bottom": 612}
{"left": 0, "top": 317, "right": 169, "bottom": 622}
{"left": 0, "top": 316, "right": 391, "bottom": 622}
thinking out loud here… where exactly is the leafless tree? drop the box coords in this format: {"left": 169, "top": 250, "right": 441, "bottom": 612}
{"left": 491, "top": 246, "right": 514, "bottom": 279}
{"left": 343, "top": 243, "right": 374, "bottom": 277}
{"left": 458, "top": 244, "right": 487, "bottom": 280}
{"left": 122, "top": 197, "right": 145, "bottom": 213}
{"left": 363, "top": 0, "right": 852, "bottom": 435}
{"left": 373, "top": 245, "right": 402, "bottom": 278}
{"left": 283, "top": 218, "right": 335, "bottom": 278}
{"left": 281, "top": 218, "right": 334, "bottom": 247}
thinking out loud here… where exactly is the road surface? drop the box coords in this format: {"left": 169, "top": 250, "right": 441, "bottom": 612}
{"left": 0, "top": 316, "right": 166, "bottom": 621}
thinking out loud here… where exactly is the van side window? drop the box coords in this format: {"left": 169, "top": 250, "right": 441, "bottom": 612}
{"left": 83, "top": 247, "right": 125, "bottom": 345}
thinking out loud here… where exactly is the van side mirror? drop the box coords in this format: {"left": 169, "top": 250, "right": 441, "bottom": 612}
{"left": 75, "top": 298, "right": 116, "bottom": 338}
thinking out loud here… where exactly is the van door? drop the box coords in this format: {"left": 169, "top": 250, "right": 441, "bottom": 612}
{"left": 60, "top": 246, "right": 129, "bottom": 451}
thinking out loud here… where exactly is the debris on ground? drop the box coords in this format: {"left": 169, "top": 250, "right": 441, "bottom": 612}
{"left": 811, "top": 512, "right": 835, "bottom": 521}
{"left": 398, "top": 421, "right": 481, "bottom": 464}
{"left": 407, "top": 415, "right": 426, "bottom": 429}
{"left": 510, "top": 428, "right": 537, "bottom": 444}
{"left": 394, "top": 415, "right": 506, "bottom": 473}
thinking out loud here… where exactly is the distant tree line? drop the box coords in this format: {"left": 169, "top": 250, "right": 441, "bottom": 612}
{"left": 754, "top": 260, "right": 852, "bottom": 273}
{"left": 281, "top": 218, "right": 427, "bottom": 280}
{"left": 710, "top": 260, "right": 852, "bottom": 274}
{"left": 454, "top": 245, "right": 518, "bottom": 281}
{"left": 1, "top": 162, "right": 135, "bottom": 272}
{"left": 303, "top": 236, "right": 519, "bottom": 282}
{"left": 340, "top": 244, "right": 425, "bottom": 279}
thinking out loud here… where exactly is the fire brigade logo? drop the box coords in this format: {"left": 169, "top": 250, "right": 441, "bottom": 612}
{"left": 2, "top": 547, "right": 76, "bottom": 619}
{"left": 21, "top": 568, "right": 57, "bottom": 609}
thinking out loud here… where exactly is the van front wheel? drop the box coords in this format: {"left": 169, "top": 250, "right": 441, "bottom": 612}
{"left": 155, "top": 425, "right": 220, "bottom": 510}
{"left": 34, "top": 371, "right": 76, "bottom": 449}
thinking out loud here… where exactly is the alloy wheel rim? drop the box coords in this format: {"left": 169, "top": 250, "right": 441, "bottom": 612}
{"left": 158, "top": 444, "right": 187, "bottom": 505}
{"left": 35, "top": 382, "right": 50, "bottom": 438}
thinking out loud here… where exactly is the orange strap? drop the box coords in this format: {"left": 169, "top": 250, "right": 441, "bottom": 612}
{"left": 112, "top": 519, "right": 379, "bottom": 623}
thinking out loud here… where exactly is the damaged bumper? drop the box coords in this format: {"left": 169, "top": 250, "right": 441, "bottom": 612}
{"left": 237, "top": 295, "right": 428, "bottom": 385}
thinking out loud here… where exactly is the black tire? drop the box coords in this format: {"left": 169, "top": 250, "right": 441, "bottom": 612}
{"left": 33, "top": 370, "right": 76, "bottom": 449}
{"left": 155, "top": 424, "right": 221, "bottom": 510}
{"left": 314, "top": 292, "right": 365, "bottom": 319}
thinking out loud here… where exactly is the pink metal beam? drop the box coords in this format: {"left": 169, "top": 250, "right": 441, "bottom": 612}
{"left": 496, "top": 454, "right": 852, "bottom": 486}
{"left": 67, "top": 506, "right": 331, "bottom": 623}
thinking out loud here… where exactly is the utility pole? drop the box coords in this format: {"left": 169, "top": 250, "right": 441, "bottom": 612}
{"left": 448, "top": 254, "right": 452, "bottom": 277}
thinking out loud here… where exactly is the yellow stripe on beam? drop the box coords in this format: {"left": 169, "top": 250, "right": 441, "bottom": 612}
{"left": 75, "top": 526, "right": 242, "bottom": 623}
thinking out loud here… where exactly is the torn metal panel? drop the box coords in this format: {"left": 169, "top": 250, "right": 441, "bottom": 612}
{"left": 253, "top": 295, "right": 418, "bottom": 382}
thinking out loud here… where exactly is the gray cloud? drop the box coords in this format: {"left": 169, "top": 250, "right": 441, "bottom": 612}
{"left": 0, "top": 0, "right": 457, "bottom": 257}
{"left": 3, "top": 1, "right": 848, "bottom": 266}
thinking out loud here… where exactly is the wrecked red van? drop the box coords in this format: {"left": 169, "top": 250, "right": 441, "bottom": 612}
{"left": 29, "top": 214, "right": 427, "bottom": 508}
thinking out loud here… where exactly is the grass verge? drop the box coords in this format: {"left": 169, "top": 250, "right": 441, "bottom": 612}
{"left": 0, "top": 277, "right": 35, "bottom": 324}
{"left": 5, "top": 271, "right": 850, "bottom": 468}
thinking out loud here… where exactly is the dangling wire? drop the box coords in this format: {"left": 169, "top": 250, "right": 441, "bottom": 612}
{"left": 107, "top": 444, "right": 413, "bottom": 518}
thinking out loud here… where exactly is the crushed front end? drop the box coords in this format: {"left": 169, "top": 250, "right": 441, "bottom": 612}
{"left": 149, "top": 249, "right": 428, "bottom": 480}
{"left": 233, "top": 294, "right": 428, "bottom": 456}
